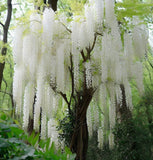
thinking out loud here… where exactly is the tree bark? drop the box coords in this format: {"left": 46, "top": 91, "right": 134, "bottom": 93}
{"left": 116, "top": 84, "right": 132, "bottom": 122}
{"left": 70, "top": 89, "right": 93, "bottom": 160}
{"left": 48, "top": 0, "right": 58, "bottom": 11}
{"left": 0, "top": 0, "right": 12, "bottom": 89}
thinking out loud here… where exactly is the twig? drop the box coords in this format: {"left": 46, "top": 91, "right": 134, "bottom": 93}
{"left": 68, "top": 52, "right": 75, "bottom": 105}
{"left": 98, "top": 106, "right": 104, "bottom": 115}
{"left": 148, "top": 60, "right": 153, "bottom": 69}
{"left": 59, "top": 91, "right": 69, "bottom": 105}
{"left": 0, "top": 90, "right": 13, "bottom": 97}
{"left": 50, "top": 82, "right": 71, "bottom": 111}
{"left": 2, "top": 78, "right": 8, "bottom": 103}
{"left": 80, "top": 50, "right": 86, "bottom": 62}
{"left": 59, "top": 91, "right": 72, "bottom": 115}
{"left": 96, "top": 32, "right": 103, "bottom": 36}
{"left": 0, "top": 22, "right": 4, "bottom": 28}
{"left": 60, "top": 21, "right": 72, "bottom": 33}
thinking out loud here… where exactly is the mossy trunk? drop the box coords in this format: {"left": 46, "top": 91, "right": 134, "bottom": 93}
{"left": 70, "top": 89, "right": 93, "bottom": 160}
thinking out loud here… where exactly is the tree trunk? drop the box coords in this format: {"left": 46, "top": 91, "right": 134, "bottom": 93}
{"left": 116, "top": 84, "right": 132, "bottom": 122}
{"left": 48, "top": 0, "right": 58, "bottom": 11}
{"left": 0, "top": 63, "right": 5, "bottom": 89}
{"left": 70, "top": 89, "right": 93, "bottom": 160}
{"left": 0, "top": 0, "right": 12, "bottom": 89}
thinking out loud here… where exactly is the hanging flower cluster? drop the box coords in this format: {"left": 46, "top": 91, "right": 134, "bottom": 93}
{"left": 13, "top": 0, "right": 148, "bottom": 148}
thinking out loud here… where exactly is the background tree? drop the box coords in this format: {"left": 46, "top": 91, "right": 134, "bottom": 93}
{"left": 0, "top": 0, "right": 12, "bottom": 89}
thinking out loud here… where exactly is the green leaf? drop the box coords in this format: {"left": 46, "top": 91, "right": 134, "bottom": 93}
{"left": 0, "top": 5, "right": 7, "bottom": 12}
{"left": 0, "top": 55, "right": 6, "bottom": 63}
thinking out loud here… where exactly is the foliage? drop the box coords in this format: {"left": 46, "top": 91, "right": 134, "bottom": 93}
{"left": 115, "top": 0, "right": 153, "bottom": 20}
{"left": 57, "top": 110, "right": 75, "bottom": 147}
{"left": 58, "top": 0, "right": 87, "bottom": 15}
{"left": 0, "top": 112, "right": 75, "bottom": 160}
{"left": 87, "top": 131, "right": 114, "bottom": 160}
{"left": 34, "top": 141, "right": 75, "bottom": 160}
{"left": 113, "top": 118, "right": 152, "bottom": 160}
{"left": 113, "top": 89, "right": 153, "bottom": 160}
{"left": 86, "top": 85, "right": 153, "bottom": 160}
{"left": 0, "top": 114, "right": 35, "bottom": 160}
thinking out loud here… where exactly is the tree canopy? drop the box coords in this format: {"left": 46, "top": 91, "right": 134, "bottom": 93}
{"left": 0, "top": 0, "right": 153, "bottom": 160}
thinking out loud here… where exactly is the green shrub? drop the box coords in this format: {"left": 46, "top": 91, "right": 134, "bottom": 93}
{"left": 113, "top": 89, "right": 153, "bottom": 160}
{"left": 0, "top": 122, "right": 35, "bottom": 160}
{"left": 0, "top": 112, "right": 75, "bottom": 160}
{"left": 57, "top": 110, "right": 75, "bottom": 147}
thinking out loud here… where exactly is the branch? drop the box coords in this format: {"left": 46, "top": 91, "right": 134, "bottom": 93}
{"left": 83, "top": 33, "right": 98, "bottom": 62}
{"left": 59, "top": 91, "right": 69, "bottom": 105}
{"left": 68, "top": 52, "right": 75, "bottom": 105}
{"left": 50, "top": 82, "right": 70, "bottom": 108}
{"left": 148, "top": 60, "right": 153, "bottom": 69}
{"left": 96, "top": 32, "right": 103, "bottom": 36}
{"left": 80, "top": 50, "right": 86, "bottom": 62}
{"left": 0, "top": 90, "right": 13, "bottom": 97}
{"left": 87, "top": 33, "right": 98, "bottom": 55}
{"left": 59, "top": 91, "right": 72, "bottom": 115}
{"left": 0, "top": 22, "right": 4, "bottom": 28}
{"left": 4, "top": 0, "right": 12, "bottom": 43}
{"left": 60, "top": 21, "right": 72, "bottom": 33}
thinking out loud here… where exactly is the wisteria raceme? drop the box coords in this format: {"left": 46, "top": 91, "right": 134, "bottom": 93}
{"left": 109, "top": 132, "right": 115, "bottom": 149}
{"left": 85, "top": 4, "right": 95, "bottom": 46}
{"left": 41, "top": 109, "right": 47, "bottom": 140}
{"left": 79, "top": 22, "right": 88, "bottom": 50}
{"left": 30, "top": 13, "right": 42, "bottom": 33}
{"left": 108, "top": 83, "right": 116, "bottom": 129}
{"left": 101, "top": 33, "right": 108, "bottom": 82}
{"left": 48, "top": 119, "right": 59, "bottom": 147}
{"left": 93, "top": 105, "right": 100, "bottom": 131}
{"left": 124, "top": 33, "right": 134, "bottom": 61}
{"left": 115, "top": 59, "right": 122, "bottom": 83}
{"left": 42, "top": 8, "right": 55, "bottom": 52}
{"left": 13, "top": 26, "right": 24, "bottom": 66}
{"left": 44, "top": 85, "right": 53, "bottom": 119}
{"left": 99, "top": 84, "right": 107, "bottom": 112}
{"left": 95, "top": 0, "right": 104, "bottom": 25}
{"left": 22, "top": 33, "right": 39, "bottom": 82}
{"left": 133, "top": 19, "right": 148, "bottom": 59}
{"left": 98, "top": 128, "right": 104, "bottom": 149}
{"left": 134, "top": 62, "right": 144, "bottom": 95}
{"left": 23, "top": 83, "right": 35, "bottom": 130}
{"left": 23, "top": 84, "right": 30, "bottom": 130}
{"left": 50, "top": 56, "right": 56, "bottom": 85}
{"left": 115, "top": 85, "right": 122, "bottom": 106}
{"left": 85, "top": 61, "right": 92, "bottom": 88}
{"left": 71, "top": 21, "right": 79, "bottom": 51}
{"left": 73, "top": 55, "right": 80, "bottom": 89}
{"left": 87, "top": 105, "right": 93, "bottom": 137}
{"left": 105, "top": 0, "right": 115, "bottom": 27}
{"left": 105, "top": 0, "right": 122, "bottom": 52}
{"left": 34, "top": 74, "right": 44, "bottom": 132}
{"left": 56, "top": 43, "right": 65, "bottom": 92}
{"left": 124, "top": 81, "right": 133, "bottom": 111}
{"left": 13, "top": 66, "right": 25, "bottom": 115}
{"left": 71, "top": 21, "right": 80, "bottom": 89}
